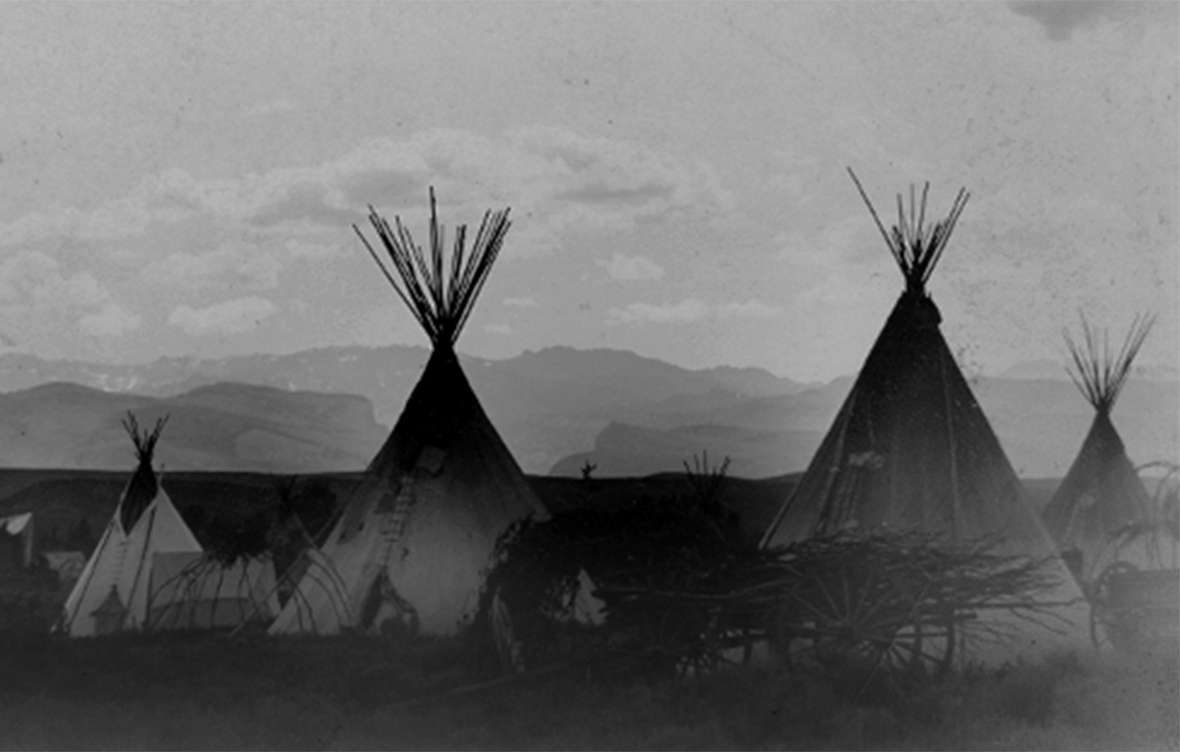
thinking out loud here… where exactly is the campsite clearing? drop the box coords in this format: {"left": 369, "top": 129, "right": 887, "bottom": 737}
{"left": 0, "top": 635, "right": 1174, "bottom": 750}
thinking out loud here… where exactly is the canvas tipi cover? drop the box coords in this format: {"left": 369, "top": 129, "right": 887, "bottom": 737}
{"left": 1042, "top": 315, "right": 1156, "bottom": 577}
{"left": 271, "top": 190, "right": 549, "bottom": 637}
{"left": 61, "top": 415, "right": 202, "bottom": 637}
{"left": 759, "top": 173, "right": 1087, "bottom": 663}
{"left": 762, "top": 173, "right": 1034, "bottom": 548}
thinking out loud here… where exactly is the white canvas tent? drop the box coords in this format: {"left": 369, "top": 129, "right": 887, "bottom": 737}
{"left": 270, "top": 190, "right": 550, "bottom": 637}
{"left": 60, "top": 414, "right": 203, "bottom": 637}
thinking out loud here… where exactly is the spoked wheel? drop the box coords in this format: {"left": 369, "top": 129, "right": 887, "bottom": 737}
{"left": 1088, "top": 561, "right": 1139, "bottom": 651}
{"left": 774, "top": 563, "right": 956, "bottom": 682}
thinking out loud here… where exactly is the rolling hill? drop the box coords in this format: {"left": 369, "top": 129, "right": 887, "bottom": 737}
{"left": 0, "top": 382, "right": 384, "bottom": 473}
{"left": 0, "top": 346, "right": 1174, "bottom": 479}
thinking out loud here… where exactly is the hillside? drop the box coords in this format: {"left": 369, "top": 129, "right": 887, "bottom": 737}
{"left": 0, "top": 383, "right": 384, "bottom": 473}
{"left": 0, "top": 346, "right": 1174, "bottom": 478}
{"left": 550, "top": 376, "right": 1178, "bottom": 478}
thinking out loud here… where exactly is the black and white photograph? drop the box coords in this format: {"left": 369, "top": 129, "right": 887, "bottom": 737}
{"left": 0, "top": 1, "right": 1176, "bottom": 749}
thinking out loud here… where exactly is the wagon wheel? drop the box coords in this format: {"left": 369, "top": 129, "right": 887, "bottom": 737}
{"left": 1088, "top": 561, "right": 1140, "bottom": 651}
{"left": 776, "top": 563, "right": 956, "bottom": 681}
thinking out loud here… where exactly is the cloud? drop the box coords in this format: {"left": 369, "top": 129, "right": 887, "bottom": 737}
{"left": 608, "top": 298, "right": 782, "bottom": 325}
{"left": 483, "top": 323, "right": 513, "bottom": 335}
{"left": 0, "top": 251, "right": 110, "bottom": 309}
{"left": 79, "top": 302, "right": 141, "bottom": 337}
{"left": 0, "top": 128, "right": 732, "bottom": 263}
{"left": 502, "top": 296, "right": 539, "bottom": 308}
{"left": 597, "top": 252, "right": 665, "bottom": 281}
{"left": 1008, "top": 1, "right": 1159, "bottom": 41}
{"left": 168, "top": 296, "right": 277, "bottom": 336}
{"left": 141, "top": 243, "right": 282, "bottom": 293}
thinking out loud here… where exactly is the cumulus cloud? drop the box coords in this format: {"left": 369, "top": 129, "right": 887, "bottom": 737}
{"left": 141, "top": 243, "right": 282, "bottom": 293}
{"left": 0, "top": 128, "right": 732, "bottom": 262}
{"left": 597, "top": 252, "right": 665, "bottom": 282}
{"left": 608, "top": 298, "right": 782, "bottom": 325}
{"left": 0, "top": 251, "right": 110, "bottom": 309}
{"left": 168, "top": 296, "right": 278, "bottom": 336}
{"left": 79, "top": 302, "right": 141, "bottom": 337}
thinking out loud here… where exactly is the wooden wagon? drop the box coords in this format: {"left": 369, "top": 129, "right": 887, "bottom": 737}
{"left": 1087, "top": 465, "right": 1180, "bottom": 654}
{"left": 1089, "top": 562, "right": 1179, "bottom": 653}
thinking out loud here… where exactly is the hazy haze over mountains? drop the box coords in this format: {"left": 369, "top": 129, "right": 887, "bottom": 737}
{"left": 0, "top": 346, "right": 1173, "bottom": 479}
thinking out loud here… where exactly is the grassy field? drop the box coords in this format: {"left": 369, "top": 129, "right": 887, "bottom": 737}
{"left": 0, "top": 634, "right": 1175, "bottom": 750}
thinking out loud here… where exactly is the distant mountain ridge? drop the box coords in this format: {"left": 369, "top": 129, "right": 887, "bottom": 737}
{"left": 0, "top": 381, "right": 385, "bottom": 473}
{"left": 0, "top": 347, "right": 1174, "bottom": 478}
{"left": 0, "top": 346, "right": 812, "bottom": 473}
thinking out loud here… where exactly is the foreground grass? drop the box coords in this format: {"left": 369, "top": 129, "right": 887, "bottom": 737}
{"left": 0, "top": 634, "right": 1175, "bottom": 750}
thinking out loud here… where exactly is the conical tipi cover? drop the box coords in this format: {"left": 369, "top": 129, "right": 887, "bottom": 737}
{"left": 1042, "top": 315, "right": 1155, "bottom": 575}
{"left": 760, "top": 173, "right": 1087, "bottom": 664}
{"left": 761, "top": 291, "right": 1032, "bottom": 546}
{"left": 271, "top": 191, "right": 548, "bottom": 636}
{"left": 61, "top": 415, "right": 202, "bottom": 637}
{"left": 762, "top": 174, "right": 1034, "bottom": 548}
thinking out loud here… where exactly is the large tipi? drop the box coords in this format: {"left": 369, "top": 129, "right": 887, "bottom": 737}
{"left": 762, "top": 171, "right": 1037, "bottom": 548}
{"left": 60, "top": 414, "right": 202, "bottom": 637}
{"left": 1042, "top": 314, "right": 1156, "bottom": 578}
{"left": 270, "top": 189, "right": 550, "bottom": 637}
{"left": 760, "top": 170, "right": 1087, "bottom": 661}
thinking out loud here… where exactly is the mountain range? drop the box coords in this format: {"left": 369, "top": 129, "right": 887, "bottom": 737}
{"left": 0, "top": 346, "right": 1174, "bottom": 478}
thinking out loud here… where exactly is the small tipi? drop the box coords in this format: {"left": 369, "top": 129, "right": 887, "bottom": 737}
{"left": 60, "top": 413, "right": 202, "bottom": 636}
{"left": 1043, "top": 314, "right": 1156, "bottom": 577}
{"left": 270, "top": 189, "right": 550, "bottom": 637}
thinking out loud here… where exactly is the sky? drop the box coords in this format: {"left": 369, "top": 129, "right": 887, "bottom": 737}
{"left": 0, "top": 1, "right": 1175, "bottom": 382}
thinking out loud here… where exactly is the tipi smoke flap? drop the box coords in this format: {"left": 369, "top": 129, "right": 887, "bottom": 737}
{"left": 270, "top": 189, "right": 550, "bottom": 637}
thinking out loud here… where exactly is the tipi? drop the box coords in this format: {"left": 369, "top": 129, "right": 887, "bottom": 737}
{"left": 762, "top": 170, "right": 1036, "bottom": 547}
{"left": 1042, "top": 314, "right": 1156, "bottom": 578}
{"left": 60, "top": 413, "right": 202, "bottom": 636}
{"left": 270, "top": 189, "right": 550, "bottom": 637}
{"left": 760, "top": 170, "right": 1087, "bottom": 661}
